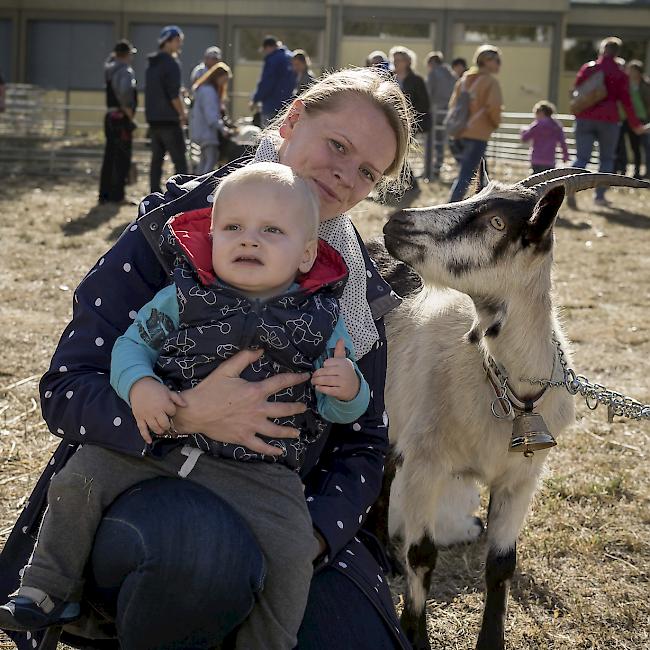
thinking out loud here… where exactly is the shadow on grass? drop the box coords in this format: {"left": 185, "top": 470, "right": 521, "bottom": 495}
{"left": 62, "top": 203, "right": 120, "bottom": 236}
{"left": 594, "top": 207, "right": 650, "bottom": 230}
{"left": 556, "top": 215, "right": 592, "bottom": 230}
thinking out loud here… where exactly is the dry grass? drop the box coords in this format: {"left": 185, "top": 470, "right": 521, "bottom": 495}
{"left": 1, "top": 162, "right": 649, "bottom": 649}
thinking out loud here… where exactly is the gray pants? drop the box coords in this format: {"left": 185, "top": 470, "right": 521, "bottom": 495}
{"left": 22, "top": 445, "right": 318, "bottom": 650}
{"left": 197, "top": 143, "right": 220, "bottom": 175}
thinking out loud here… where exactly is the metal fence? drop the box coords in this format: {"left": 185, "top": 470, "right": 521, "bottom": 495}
{"left": 0, "top": 84, "right": 596, "bottom": 178}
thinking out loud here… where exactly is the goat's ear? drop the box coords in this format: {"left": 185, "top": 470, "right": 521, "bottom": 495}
{"left": 525, "top": 186, "right": 565, "bottom": 247}
{"left": 475, "top": 158, "right": 490, "bottom": 194}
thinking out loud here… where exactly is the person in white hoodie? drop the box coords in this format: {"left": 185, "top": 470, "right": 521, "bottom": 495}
{"left": 190, "top": 62, "right": 233, "bottom": 174}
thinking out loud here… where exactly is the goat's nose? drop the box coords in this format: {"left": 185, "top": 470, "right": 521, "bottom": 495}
{"left": 383, "top": 210, "right": 413, "bottom": 235}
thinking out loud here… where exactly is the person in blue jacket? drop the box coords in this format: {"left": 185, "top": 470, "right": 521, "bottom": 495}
{"left": 0, "top": 162, "right": 370, "bottom": 650}
{"left": 251, "top": 35, "right": 296, "bottom": 126}
{"left": 0, "top": 67, "right": 415, "bottom": 650}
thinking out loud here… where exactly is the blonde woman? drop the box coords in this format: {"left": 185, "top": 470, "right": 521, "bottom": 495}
{"left": 191, "top": 62, "right": 233, "bottom": 174}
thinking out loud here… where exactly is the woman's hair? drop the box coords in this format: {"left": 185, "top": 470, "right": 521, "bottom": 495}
{"left": 292, "top": 49, "right": 312, "bottom": 71}
{"left": 389, "top": 45, "right": 416, "bottom": 72}
{"left": 212, "top": 162, "right": 320, "bottom": 239}
{"left": 193, "top": 62, "right": 232, "bottom": 100}
{"left": 268, "top": 67, "right": 415, "bottom": 196}
{"left": 533, "top": 100, "right": 556, "bottom": 117}
{"left": 474, "top": 44, "right": 501, "bottom": 67}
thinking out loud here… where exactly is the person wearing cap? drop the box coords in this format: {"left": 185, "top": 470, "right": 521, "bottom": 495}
{"left": 98, "top": 39, "right": 138, "bottom": 204}
{"left": 250, "top": 36, "right": 295, "bottom": 127}
{"left": 190, "top": 46, "right": 223, "bottom": 86}
{"left": 145, "top": 25, "right": 188, "bottom": 194}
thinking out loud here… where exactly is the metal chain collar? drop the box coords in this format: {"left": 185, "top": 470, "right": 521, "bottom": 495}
{"left": 521, "top": 335, "right": 650, "bottom": 421}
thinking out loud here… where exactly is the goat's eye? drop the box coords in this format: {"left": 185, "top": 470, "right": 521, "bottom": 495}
{"left": 490, "top": 216, "right": 505, "bottom": 231}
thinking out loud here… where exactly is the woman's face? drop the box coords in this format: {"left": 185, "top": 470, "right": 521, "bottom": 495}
{"left": 278, "top": 96, "right": 398, "bottom": 221}
{"left": 392, "top": 54, "right": 410, "bottom": 75}
{"left": 483, "top": 56, "right": 501, "bottom": 74}
{"left": 292, "top": 58, "right": 306, "bottom": 75}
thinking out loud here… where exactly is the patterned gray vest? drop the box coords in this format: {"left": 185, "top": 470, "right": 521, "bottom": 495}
{"left": 153, "top": 208, "right": 348, "bottom": 469}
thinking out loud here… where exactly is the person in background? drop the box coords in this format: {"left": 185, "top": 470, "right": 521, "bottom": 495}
{"left": 615, "top": 60, "right": 650, "bottom": 180}
{"left": 390, "top": 46, "right": 430, "bottom": 198}
{"left": 366, "top": 50, "right": 390, "bottom": 72}
{"left": 425, "top": 51, "right": 457, "bottom": 178}
{"left": 145, "top": 25, "right": 188, "bottom": 194}
{"left": 292, "top": 49, "right": 315, "bottom": 96}
{"left": 190, "top": 62, "right": 233, "bottom": 175}
{"left": 451, "top": 57, "right": 468, "bottom": 79}
{"left": 250, "top": 35, "right": 295, "bottom": 127}
{"left": 0, "top": 69, "right": 6, "bottom": 113}
{"left": 570, "top": 36, "right": 647, "bottom": 208}
{"left": 98, "top": 39, "right": 138, "bottom": 205}
{"left": 447, "top": 44, "right": 503, "bottom": 202}
{"left": 190, "top": 45, "right": 223, "bottom": 86}
{"left": 520, "top": 100, "right": 569, "bottom": 174}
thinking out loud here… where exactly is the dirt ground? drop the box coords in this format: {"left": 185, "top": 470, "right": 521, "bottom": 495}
{"left": 0, "top": 162, "right": 649, "bottom": 649}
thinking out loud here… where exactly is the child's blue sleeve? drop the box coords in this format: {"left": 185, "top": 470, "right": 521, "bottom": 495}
{"left": 314, "top": 315, "right": 371, "bottom": 424}
{"left": 110, "top": 284, "right": 180, "bottom": 405}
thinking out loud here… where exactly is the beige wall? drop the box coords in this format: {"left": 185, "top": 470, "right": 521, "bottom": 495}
{"left": 567, "top": 6, "right": 650, "bottom": 29}
{"left": 334, "top": 0, "right": 568, "bottom": 11}
{"left": 453, "top": 43, "right": 552, "bottom": 113}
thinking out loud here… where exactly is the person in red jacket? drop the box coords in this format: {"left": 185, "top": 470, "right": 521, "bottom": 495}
{"left": 570, "top": 37, "right": 648, "bottom": 207}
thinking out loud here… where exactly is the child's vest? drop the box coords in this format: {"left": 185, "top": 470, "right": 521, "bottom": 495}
{"left": 154, "top": 209, "right": 348, "bottom": 470}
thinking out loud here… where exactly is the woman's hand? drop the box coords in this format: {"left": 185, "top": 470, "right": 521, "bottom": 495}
{"left": 311, "top": 339, "right": 360, "bottom": 402}
{"left": 172, "top": 349, "right": 309, "bottom": 456}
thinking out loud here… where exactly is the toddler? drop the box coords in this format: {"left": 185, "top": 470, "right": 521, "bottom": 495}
{"left": 521, "top": 100, "right": 569, "bottom": 173}
{"left": 0, "top": 162, "right": 370, "bottom": 650}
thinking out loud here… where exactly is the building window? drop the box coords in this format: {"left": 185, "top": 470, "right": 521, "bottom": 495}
{"left": 342, "top": 21, "right": 431, "bottom": 40}
{"left": 564, "top": 37, "right": 648, "bottom": 71}
{"left": 26, "top": 20, "right": 114, "bottom": 90}
{"left": 455, "top": 24, "right": 552, "bottom": 45}
{"left": 236, "top": 28, "right": 322, "bottom": 64}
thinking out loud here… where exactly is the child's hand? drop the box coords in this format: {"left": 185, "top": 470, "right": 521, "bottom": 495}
{"left": 129, "top": 377, "right": 187, "bottom": 444}
{"left": 311, "top": 339, "right": 360, "bottom": 402}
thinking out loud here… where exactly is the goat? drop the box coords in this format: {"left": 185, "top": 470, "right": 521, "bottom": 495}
{"left": 372, "top": 166, "right": 650, "bottom": 650}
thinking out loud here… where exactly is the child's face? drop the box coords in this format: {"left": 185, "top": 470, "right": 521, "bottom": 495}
{"left": 535, "top": 110, "right": 545, "bottom": 120}
{"left": 211, "top": 182, "right": 318, "bottom": 299}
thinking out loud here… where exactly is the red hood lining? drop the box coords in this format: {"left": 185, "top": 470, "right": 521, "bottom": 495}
{"left": 167, "top": 208, "right": 348, "bottom": 293}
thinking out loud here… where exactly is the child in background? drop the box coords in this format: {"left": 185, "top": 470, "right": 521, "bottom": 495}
{"left": 521, "top": 100, "right": 569, "bottom": 173}
{"left": 0, "top": 162, "right": 370, "bottom": 650}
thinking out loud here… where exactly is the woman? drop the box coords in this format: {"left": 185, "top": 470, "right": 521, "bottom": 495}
{"left": 190, "top": 62, "right": 233, "bottom": 174}
{"left": 0, "top": 68, "right": 414, "bottom": 650}
{"left": 292, "top": 49, "right": 315, "bottom": 96}
{"left": 448, "top": 44, "right": 503, "bottom": 202}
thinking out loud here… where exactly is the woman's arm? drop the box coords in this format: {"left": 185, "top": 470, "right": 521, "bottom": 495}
{"left": 304, "top": 320, "right": 389, "bottom": 560}
{"left": 40, "top": 224, "right": 168, "bottom": 455}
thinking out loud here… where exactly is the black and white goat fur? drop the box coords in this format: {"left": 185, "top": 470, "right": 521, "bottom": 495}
{"left": 370, "top": 166, "right": 650, "bottom": 650}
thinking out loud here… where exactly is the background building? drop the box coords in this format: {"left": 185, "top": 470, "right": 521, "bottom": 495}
{"left": 0, "top": 0, "right": 649, "bottom": 121}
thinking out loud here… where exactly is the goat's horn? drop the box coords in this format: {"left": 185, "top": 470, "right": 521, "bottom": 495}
{"left": 518, "top": 168, "right": 592, "bottom": 188}
{"left": 535, "top": 173, "right": 650, "bottom": 197}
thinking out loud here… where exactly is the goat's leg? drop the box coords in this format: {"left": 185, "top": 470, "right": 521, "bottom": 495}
{"left": 476, "top": 479, "right": 538, "bottom": 650}
{"left": 391, "top": 466, "right": 444, "bottom": 650}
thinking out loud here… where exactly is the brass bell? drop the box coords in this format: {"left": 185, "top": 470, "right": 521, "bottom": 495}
{"left": 509, "top": 412, "right": 557, "bottom": 457}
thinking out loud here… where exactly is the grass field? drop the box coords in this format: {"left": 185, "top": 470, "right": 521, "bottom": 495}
{"left": 1, "top": 162, "right": 648, "bottom": 649}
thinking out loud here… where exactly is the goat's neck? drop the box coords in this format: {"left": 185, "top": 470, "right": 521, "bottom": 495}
{"left": 475, "top": 288, "right": 557, "bottom": 400}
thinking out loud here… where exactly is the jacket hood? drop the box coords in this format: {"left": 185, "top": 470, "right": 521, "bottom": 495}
{"left": 165, "top": 207, "right": 348, "bottom": 294}
{"left": 104, "top": 57, "right": 129, "bottom": 78}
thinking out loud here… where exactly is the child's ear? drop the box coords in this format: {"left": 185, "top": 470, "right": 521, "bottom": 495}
{"left": 298, "top": 239, "right": 318, "bottom": 274}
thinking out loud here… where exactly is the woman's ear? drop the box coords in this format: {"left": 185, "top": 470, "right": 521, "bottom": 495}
{"left": 298, "top": 238, "right": 318, "bottom": 274}
{"left": 279, "top": 99, "right": 306, "bottom": 139}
